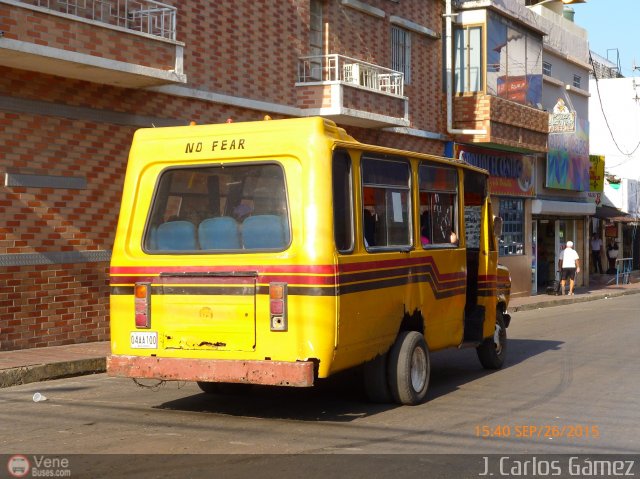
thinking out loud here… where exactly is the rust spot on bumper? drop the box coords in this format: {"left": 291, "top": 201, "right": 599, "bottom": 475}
{"left": 107, "top": 355, "right": 315, "bottom": 387}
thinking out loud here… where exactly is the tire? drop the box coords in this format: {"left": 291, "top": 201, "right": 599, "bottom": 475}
{"left": 197, "top": 382, "right": 252, "bottom": 395}
{"left": 363, "top": 352, "right": 393, "bottom": 403}
{"left": 476, "top": 308, "right": 507, "bottom": 370}
{"left": 387, "top": 331, "right": 430, "bottom": 406}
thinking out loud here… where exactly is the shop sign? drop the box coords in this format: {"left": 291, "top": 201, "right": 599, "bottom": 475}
{"left": 455, "top": 144, "right": 535, "bottom": 197}
{"left": 589, "top": 155, "right": 605, "bottom": 192}
{"left": 549, "top": 98, "right": 576, "bottom": 133}
{"left": 546, "top": 117, "right": 590, "bottom": 192}
{"left": 549, "top": 113, "right": 576, "bottom": 133}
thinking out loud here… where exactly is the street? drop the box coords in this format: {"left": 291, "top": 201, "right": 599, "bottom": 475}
{"left": 2, "top": 295, "right": 639, "bottom": 475}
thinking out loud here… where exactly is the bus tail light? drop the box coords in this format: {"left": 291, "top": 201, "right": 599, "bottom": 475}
{"left": 269, "top": 282, "right": 288, "bottom": 331}
{"left": 134, "top": 282, "right": 151, "bottom": 328}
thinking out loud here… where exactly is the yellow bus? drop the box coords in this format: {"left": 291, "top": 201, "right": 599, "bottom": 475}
{"left": 107, "top": 116, "right": 511, "bottom": 405}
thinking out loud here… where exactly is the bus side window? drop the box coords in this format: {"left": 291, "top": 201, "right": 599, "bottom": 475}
{"left": 419, "top": 164, "right": 458, "bottom": 247}
{"left": 361, "top": 157, "right": 411, "bottom": 250}
{"left": 332, "top": 149, "right": 354, "bottom": 252}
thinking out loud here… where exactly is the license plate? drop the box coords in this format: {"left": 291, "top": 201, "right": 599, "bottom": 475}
{"left": 130, "top": 331, "right": 158, "bottom": 349}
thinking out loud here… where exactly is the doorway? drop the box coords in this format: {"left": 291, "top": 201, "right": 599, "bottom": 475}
{"left": 535, "top": 219, "right": 556, "bottom": 291}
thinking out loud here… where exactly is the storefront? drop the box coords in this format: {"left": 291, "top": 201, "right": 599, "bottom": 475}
{"left": 531, "top": 200, "right": 593, "bottom": 294}
{"left": 531, "top": 116, "right": 593, "bottom": 294}
{"left": 454, "top": 144, "right": 536, "bottom": 297}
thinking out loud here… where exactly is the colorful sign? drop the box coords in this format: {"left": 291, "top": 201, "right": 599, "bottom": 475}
{"left": 455, "top": 145, "right": 535, "bottom": 197}
{"left": 549, "top": 112, "right": 576, "bottom": 133}
{"left": 496, "top": 74, "right": 542, "bottom": 108}
{"left": 589, "top": 155, "right": 605, "bottom": 192}
{"left": 545, "top": 117, "right": 590, "bottom": 191}
{"left": 549, "top": 98, "right": 576, "bottom": 133}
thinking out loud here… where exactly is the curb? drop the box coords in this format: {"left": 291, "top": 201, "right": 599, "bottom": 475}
{"left": 0, "top": 357, "right": 106, "bottom": 389}
{"left": 510, "top": 287, "right": 640, "bottom": 312}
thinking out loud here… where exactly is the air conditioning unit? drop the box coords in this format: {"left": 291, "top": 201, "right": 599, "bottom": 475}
{"left": 343, "top": 63, "right": 361, "bottom": 85}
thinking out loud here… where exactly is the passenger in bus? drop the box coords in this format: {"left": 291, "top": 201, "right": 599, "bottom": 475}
{"left": 363, "top": 209, "right": 376, "bottom": 247}
{"left": 232, "top": 203, "right": 252, "bottom": 221}
{"left": 449, "top": 230, "right": 458, "bottom": 245}
{"left": 421, "top": 226, "right": 430, "bottom": 247}
{"left": 420, "top": 211, "right": 431, "bottom": 247}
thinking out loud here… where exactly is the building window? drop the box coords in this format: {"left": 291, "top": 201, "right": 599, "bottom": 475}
{"left": 573, "top": 74, "right": 581, "bottom": 88}
{"left": 391, "top": 26, "right": 411, "bottom": 84}
{"left": 543, "top": 61, "right": 552, "bottom": 76}
{"left": 454, "top": 25, "right": 482, "bottom": 93}
{"left": 486, "top": 12, "right": 543, "bottom": 107}
{"left": 498, "top": 198, "right": 524, "bottom": 256}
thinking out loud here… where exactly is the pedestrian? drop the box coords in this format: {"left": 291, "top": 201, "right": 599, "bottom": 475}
{"left": 590, "top": 233, "right": 603, "bottom": 274}
{"left": 558, "top": 240, "right": 580, "bottom": 295}
{"left": 606, "top": 240, "right": 619, "bottom": 274}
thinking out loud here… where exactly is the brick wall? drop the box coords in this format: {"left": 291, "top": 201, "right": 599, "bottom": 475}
{"left": 323, "top": 0, "right": 444, "bottom": 134}
{"left": 0, "top": 263, "right": 110, "bottom": 350}
{"left": 175, "top": 1, "right": 308, "bottom": 106}
{"left": 454, "top": 94, "right": 549, "bottom": 152}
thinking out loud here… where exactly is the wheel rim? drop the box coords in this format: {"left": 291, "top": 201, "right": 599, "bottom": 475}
{"left": 493, "top": 324, "right": 504, "bottom": 355}
{"left": 410, "top": 347, "right": 428, "bottom": 392}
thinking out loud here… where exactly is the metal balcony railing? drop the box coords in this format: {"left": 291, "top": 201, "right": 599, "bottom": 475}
{"left": 298, "top": 54, "right": 404, "bottom": 97}
{"left": 23, "top": 0, "right": 176, "bottom": 40}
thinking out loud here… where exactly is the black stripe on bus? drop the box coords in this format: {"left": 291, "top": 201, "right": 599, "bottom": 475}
{"left": 110, "top": 277, "right": 474, "bottom": 298}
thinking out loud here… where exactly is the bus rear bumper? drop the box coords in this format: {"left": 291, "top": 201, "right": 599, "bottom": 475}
{"left": 107, "top": 355, "right": 315, "bottom": 387}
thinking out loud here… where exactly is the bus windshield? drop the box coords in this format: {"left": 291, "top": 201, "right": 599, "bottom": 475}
{"left": 144, "top": 163, "right": 290, "bottom": 252}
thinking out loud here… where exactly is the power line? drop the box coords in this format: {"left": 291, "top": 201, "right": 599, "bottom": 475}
{"left": 589, "top": 51, "right": 640, "bottom": 157}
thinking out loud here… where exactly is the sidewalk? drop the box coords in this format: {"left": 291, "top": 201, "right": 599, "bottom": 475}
{"left": 2, "top": 272, "right": 640, "bottom": 389}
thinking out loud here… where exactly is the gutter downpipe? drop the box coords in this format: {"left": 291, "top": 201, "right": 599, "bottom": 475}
{"left": 445, "top": 0, "right": 487, "bottom": 136}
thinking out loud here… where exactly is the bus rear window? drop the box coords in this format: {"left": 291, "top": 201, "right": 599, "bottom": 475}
{"left": 144, "top": 164, "right": 290, "bottom": 252}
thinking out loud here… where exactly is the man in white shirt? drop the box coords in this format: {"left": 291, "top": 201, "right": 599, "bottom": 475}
{"left": 558, "top": 241, "right": 580, "bottom": 295}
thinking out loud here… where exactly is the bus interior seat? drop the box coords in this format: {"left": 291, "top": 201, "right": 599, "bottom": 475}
{"left": 156, "top": 220, "right": 197, "bottom": 250}
{"left": 242, "top": 215, "right": 287, "bottom": 249}
{"left": 146, "top": 226, "right": 158, "bottom": 250}
{"left": 198, "top": 217, "right": 240, "bottom": 249}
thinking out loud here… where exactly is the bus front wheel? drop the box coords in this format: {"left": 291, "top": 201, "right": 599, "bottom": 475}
{"left": 476, "top": 309, "right": 507, "bottom": 370}
{"left": 387, "top": 331, "right": 430, "bottom": 405}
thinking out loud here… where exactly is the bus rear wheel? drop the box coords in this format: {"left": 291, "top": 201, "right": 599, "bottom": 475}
{"left": 476, "top": 309, "right": 507, "bottom": 370}
{"left": 387, "top": 331, "right": 430, "bottom": 405}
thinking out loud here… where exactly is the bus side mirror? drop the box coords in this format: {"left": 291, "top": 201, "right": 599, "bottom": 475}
{"left": 493, "top": 216, "right": 503, "bottom": 239}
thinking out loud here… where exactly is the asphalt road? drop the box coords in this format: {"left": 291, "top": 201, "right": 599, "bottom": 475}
{"left": 2, "top": 295, "right": 639, "bottom": 477}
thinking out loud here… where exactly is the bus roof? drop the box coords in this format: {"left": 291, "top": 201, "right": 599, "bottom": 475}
{"left": 332, "top": 139, "right": 489, "bottom": 176}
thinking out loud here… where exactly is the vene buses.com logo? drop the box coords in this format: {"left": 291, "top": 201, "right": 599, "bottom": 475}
{"left": 7, "top": 455, "right": 30, "bottom": 478}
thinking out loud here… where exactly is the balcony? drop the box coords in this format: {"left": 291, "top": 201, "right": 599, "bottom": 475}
{"left": 296, "top": 54, "right": 409, "bottom": 128}
{"left": 453, "top": 94, "right": 549, "bottom": 153}
{"left": 0, "top": 0, "right": 186, "bottom": 88}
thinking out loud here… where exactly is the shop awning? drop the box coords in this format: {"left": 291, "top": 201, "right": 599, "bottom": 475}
{"left": 531, "top": 199, "right": 596, "bottom": 216}
{"left": 594, "top": 205, "right": 639, "bottom": 223}
{"left": 593, "top": 205, "right": 624, "bottom": 220}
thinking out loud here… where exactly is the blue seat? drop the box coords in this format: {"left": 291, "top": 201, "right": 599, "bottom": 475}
{"left": 156, "top": 221, "right": 197, "bottom": 250}
{"left": 242, "top": 215, "right": 288, "bottom": 249}
{"left": 198, "top": 217, "right": 241, "bottom": 250}
{"left": 146, "top": 226, "right": 158, "bottom": 250}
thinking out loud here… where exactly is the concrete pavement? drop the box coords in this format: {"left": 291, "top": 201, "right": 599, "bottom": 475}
{"left": 2, "top": 272, "right": 639, "bottom": 388}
